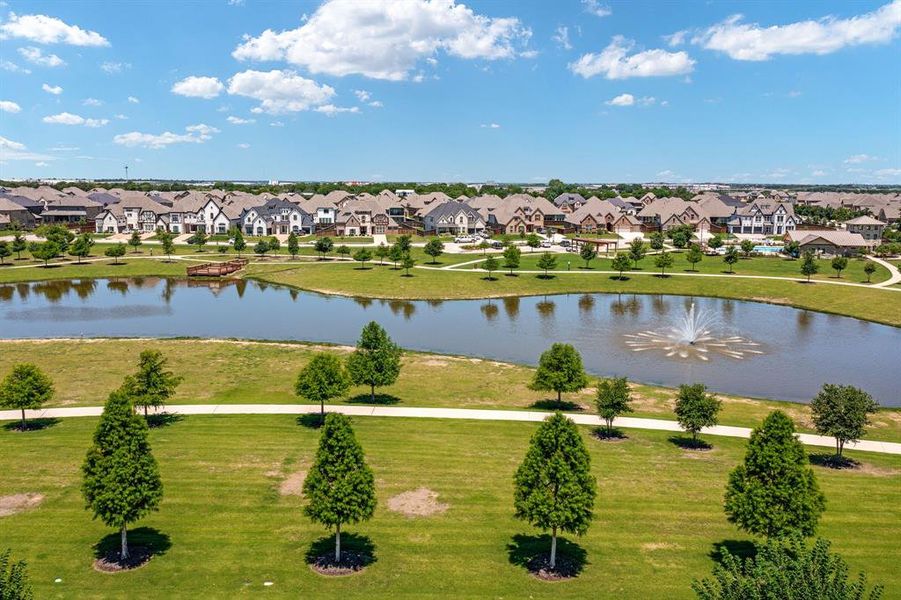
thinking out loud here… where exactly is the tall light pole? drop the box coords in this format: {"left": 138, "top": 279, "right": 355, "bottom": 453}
{"left": 124, "top": 164, "right": 129, "bottom": 181}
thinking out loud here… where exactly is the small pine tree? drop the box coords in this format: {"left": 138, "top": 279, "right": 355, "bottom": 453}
{"left": 82, "top": 389, "right": 163, "bottom": 561}
{"left": 686, "top": 244, "right": 703, "bottom": 271}
{"left": 513, "top": 412, "right": 596, "bottom": 570}
{"left": 11, "top": 233, "right": 27, "bottom": 260}
{"left": 595, "top": 377, "right": 632, "bottom": 436}
{"left": 287, "top": 231, "right": 300, "bottom": 258}
{"left": 123, "top": 350, "right": 183, "bottom": 418}
{"left": 579, "top": 243, "right": 597, "bottom": 268}
{"left": 346, "top": 322, "right": 402, "bottom": 402}
{"left": 536, "top": 252, "right": 557, "bottom": 278}
{"left": 628, "top": 238, "right": 646, "bottom": 266}
{"left": 503, "top": 244, "right": 521, "bottom": 275}
{"left": 724, "top": 411, "right": 826, "bottom": 538}
{"left": 0, "top": 549, "right": 33, "bottom": 600}
{"left": 529, "top": 343, "right": 589, "bottom": 404}
{"left": 800, "top": 251, "right": 819, "bottom": 282}
{"left": 674, "top": 383, "right": 721, "bottom": 446}
{"left": 128, "top": 231, "right": 143, "bottom": 253}
{"left": 295, "top": 353, "right": 351, "bottom": 418}
{"left": 0, "top": 364, "right": 54, "bottom": 431}
{"left": 159, "top": 232, "right": 175, "bottom": 260}
{"left": 232, "top": 229, "right": 246, "bottom": 256}
{"left": 401, "top": 254, "right": 416, "bottom": 276}
{"left": 303, "top": 413, "right": 376, "bottom": 563}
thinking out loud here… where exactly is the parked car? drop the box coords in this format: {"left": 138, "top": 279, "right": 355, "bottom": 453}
{"left": 540, "top": 241, "right": 552, "bottom": 248}
{"left": 490, "top": 240, "right": 504, "bottom": 249}
{"left": 454, "top": 236, "right": 471, "bottom": 244}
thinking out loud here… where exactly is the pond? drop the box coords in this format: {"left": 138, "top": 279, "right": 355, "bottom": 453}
{"left": 1, "top": 277, "right": 898, "bottom": 406}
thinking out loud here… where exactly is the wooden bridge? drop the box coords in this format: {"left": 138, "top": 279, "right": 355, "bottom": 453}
{"left": 186, "top": 258, "right": 248, "bottom": 277}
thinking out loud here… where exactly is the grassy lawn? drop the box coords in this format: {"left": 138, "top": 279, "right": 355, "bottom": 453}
{"left": 1, "top": 339, "right": 899, "bottom": 443}
{"left": 0, "top": 415, "right": 897, "bottom": 598}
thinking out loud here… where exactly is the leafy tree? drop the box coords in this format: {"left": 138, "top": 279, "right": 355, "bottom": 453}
{"left": 810, "top": 384, "right": 879, "bottom": 460}
{"left": 686, "top": 244, "right": 703, "bottom": 271}
{"left": 388, "top": 244, "right": 405, "bottom": 269}
{"left": 346, "top": 321, "right": 402, "bottom": 402}
{"left": 628, "top": 238, "right": 646, "bottom": 267}
{"left": 128, "top": 231, "right": 143, "bottom": 253}
{"left": 253, "top": 240, "right": 269, "bottom": 256}
{"left": 0, "top": 363, "right": 54, "bottom": 431}
{"left": 692, "top": 536, "right": 883, "bottom": 600}
{"left": 579, "top": 243, "right": 597, "bottom": 268}
{"left": 401, "top": 254, "right": 416, "bottom": 276}
{"left": 724, "top": 411, "right": 825, "bottom": 538}
{"left": 287, "top": 231, "right": 300, "bottom": 258}
{"left": 863, "top": 261, "right": 877, "bottom": 283}
{"left": 477, "top": 240, "right": 490, "bottom": 256}
{"left": 529, "top": 343, "right": 589, "bottom": 404}
{"left": 740, "top": 239, "right": 755, "bottom": 257}
{"left": 674, "top": 383, "right": 721, "bottom": 445}
{"left": 526, "top": 233, "right": 541, "bottom": 252}
{"left": 536, "top": 252, "right": 557, "bottom": 278}
{"left": 187, "top": 231, "right": 207, "bottom": 252}
{"left": 11, "top": 233, "right": 27, "bottom": 260}
{"left": 671, "top": 229, "right": 690, "bottom": 249}
{"left": 314, "top": 236, "right": 333, "bottom": 259}
{"left": 0, "top": 549, "right": 33, "bottom": 600}
{"left": 513, "top": 412, "right": 596, "bottom": 570}
{"left": 394, "top": 234, "right": 412, "bottom": 254}
{"left": 611, "top": 252, "right": 631, "bottom": 279}
{"left": 595, "top": 377, "right": 632, "bottom": 436}
{"left": 723, "top": 246, "right": 739, "bottom": 273}
{"left": 160, "top": 232, "right": 175, "bottom": 260}
{"left": 232, "top": 228, "right": 246, "bottom": 256}
{"left": 29, "top": 241, "right": 59, "bottom": 267}
{"left": 503, "top": 244, "right": 521, "bottom": 275}
{"left": 336, "top": 245, "right": 351, "bottom": 260}
{"left": 348, "top": 248, "right": 369, "bottom": 270}
{"left": 82, "top": 389, "right": 163, "bottom": 561}
{"left": 267, "top": 236, "right": 281, "bottom": 253}
{"left": 649, "top": 231, "right": 665, "bottom": 251}
{"left": 654, "top": 251, "right": 674, "bottom": 276}
{"left": 303, "top": 413, "right": 376, "bottom": 563}
{"left": 68, "top": 233, "right": 94, "bottom": 264}
{"left": 104, "top": 243, "right": 127, "bottom": 265}
{"left": 0, "top": 241, "right": 11, "bottom": 265}
{"left": 122, "top": 350, "right": 183, "bottom": 418}
{"left": 483, "top": 255, "right": 499, "bottom": 279}
{"left": 295, "top": 353, "right": 351, "bottom": 419}
{"left": 800, "top": 251, "right": 819, "bottom": 282}
{"left": 831, "top": 256, "right": 848, "bottom": 278}
{"left": 783, "top": 239, "right": 800, "bottom": 258}
{"left": 374, "top": 243, "right": 388, "bottom": 265}
{"left": 35, "top": 225, "right": 74, "bottom": 252}
{"left": 707, "top": 235, "right": 723, "bottom": 251}
{"left": 423, "top": 238, "right": 444, "bottom": 263}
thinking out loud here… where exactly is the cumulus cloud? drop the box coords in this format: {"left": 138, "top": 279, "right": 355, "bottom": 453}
{"left": 0, "top": 13, "right": 109, "bottom": 46}
{"left": 664, "top": 30, "right": 688, "bottom": 47}
{"left": 171, "top": 75, "right": 224, "bottom": 99}
{"left": 693, "top": 1, "right": 901, "bottom": 61}
{"left": 232, "top": 0, "right": 532, "bottom": 80}
{"left": 844, "top": 153, "right": 878, "bottom": 164}
{"left": 42, "top": 112, "right": 109, "bottom": 127}
{"left": 552, "top": 26, "right": 572, "bottom": 50}
{"left": 582, "top": 0, "right": 611, "bottom": 18}
{"left": 127, "top": 96, "right": 140, "bottom": 103}
{"left": 874, "top": 167, "right": 901, "bottom": 178}
{"left": 480, "top": 122, "right": 501, "bottom": 128}
{"left": 237, "top": 142, "right": 250, "bottom": 149}
{"left": 354, "top": 90, "right": 371, "bottom": 102}
{"left": 0, "top": 59, "right": 31, "bottom": 74}
{"left": 0, "top": 136, "right": 53, "bottom": 161}
{"left": 226, "top": 115, "right": 255, "bottom": 124}
{"left": 227, "top": 69, "right": 335, "bottom": 114}
{"left": 570, "top": 36, "right": 695, "bottom": 79}
{"left": 113, "top": 123, "right": 219, "bottom": 149}
{"left": 314, "top": 104, "right": 360, "bottom": 116}
{"left": 42, "top": 83, "right": 63, "bottom": 94}
{"left": 100, "top": 61, "right": 129, "bottom": 74}
{"left": 83, "top": 97, "right": 102, "bottom": 106}
{"left": 0, "top": 100, "right": 21, "bottom": 113}
{"left": 18, "top": 46, "right": 65, "bottom": 67}
{"left": 605, "top": 93, "right": 634, "bottom": 106}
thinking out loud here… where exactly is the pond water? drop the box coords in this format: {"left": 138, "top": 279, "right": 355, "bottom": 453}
{"left": 1, "top": 278, "right": 898, "bottom": 406}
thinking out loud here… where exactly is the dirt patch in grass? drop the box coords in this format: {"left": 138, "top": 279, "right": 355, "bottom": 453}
{"left": 641, "top": 542, "right": 681, "bottom": 552}
{"left": 279, "top": 471, "right": 307, "bottom": 496}
{"left": 93, "top": 546, "right": 154, "bottom": 573}
{"left": 0, "top": 493, "right": 44, "bottom": 517}
{"left": 419, "top": 359, "right": 449, "bottom": 367}
{"left": 309, "top": 553, "right": 369, "bottom": 576}
{"left": 387, "top": 488, "right": 449, "bottom": 517}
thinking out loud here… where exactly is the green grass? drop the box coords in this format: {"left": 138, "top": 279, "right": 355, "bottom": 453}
{"left": 0, "top": 415, "right": 897, "bottom": 598}
{"left": 1, "top": 339, "right": 899, "bottom": 443}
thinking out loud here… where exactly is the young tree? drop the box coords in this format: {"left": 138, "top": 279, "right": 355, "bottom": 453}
{"left": 122, "top": 350, "right": 183, "bottom": 418}
{"left": 68, "top": 233, "right": 94, "bottom": 264}
{"left": 649, "top": 231, "right": 665, "bottom": 251}
{"left": 526, "top": 233, "right": 541, "bottom": 252}
{"left": 232, "top": 228, "right": 246, "bottom": 256}
{"left": 253, "top": 240, "right": 269, "bottom": 256}
{"left": 724, "top": 411, "right": 825, "bottom": 538}
{"left": 654, "top": 251, "right": 674, "bottom": 276}
{"left": 477, "top": 240, "right": 491, "bottom": 256}
{"left": 0, "top": 549, "right": 33, "bottom": 600}
{"left": 160, "top": 232, "right": 175, "bottom": 260}
{"left": 783, "top": 239, "right": 800, "bottom": 258}
{"left": 674, "top": 383, "right": 721, "bottom": 446}
{"left": 336, "top": 245, "right": 351, "bottom": 260}
{"left": 295, "top": 353, "right": 351, "bottom": 419}
{"left": 611, "top": 252, "right": 631, "bottom": 279}
{"left": 0, "top": 364, "right": 54, "bottom": 431}
{"left": 513, "top": 412, "right": 596, "bottom": 571}
{"left": 82, "top": 389, "right": 163, "bottom": 561}
{"left": 346, "top": 321, "right": 402, "bottom": 403}
{"left": 707, "top": 235, "right": 723, "bottom": 251}
{"left": 394, "top": 234, "right": 412, "bottom": 254}
{"left": 104, "top": 243, "right": 127, "bottom": 265}
{"left": 187, "top": 231, "right": 207, "bottom": 252}
{"left": 536, "top": 252, "right": 557, "bottom": 278}
{"left": 739, "top": 239, "right": 755, "bottom": 257}
{"left": 831, "top": 256, "right": 848, "bottom": 278}
{"left": 810, "top": 384, "right": 879, "bottom": 460}
{"left": 503, "top": 244, "right": 521, "bottom": 275}
{"left": 800, "top": 251, "right": 819, "bottom": 282}
{"left": 0, "top": 241, "right": 11, "bottom": 265}
{"left": 423, "top": 238, "right": 444, "bottom": 263}
{"left": 352, "top": 248, "right": 372, "bottom": 269}
{"left": 628, "top": 238, "right": 647, "bottom": 267}
{"left": 303, "top": 413, "right": 376, "bottom": 563}
{"left": 686, "top": 244, "right": 703, "bottom": 271}
{"left": 374, "top": 243, "right": 388, "bottom": 266}
{"left": 11, "top": 233, "right": 27, "bottom": 260}
{"left": 388, "top": 244, "right": 405, "bottom": 269}
{"left": 287, "top": 231, "right": 300, "bottom": 259}
{"left": 36, "top": 225, "right": 74, "bottom": 252}
{"left": 723, "top": 246, "right": 739, "bottom": 273}
{"left": 529, "top": 343, "right": 589, "bottom": 404}
{"left": 267, "top": 236, "right": 281, "bottom": 253}
{"left": 579, "top": 243, "right": 597, "bottom": 268}
{"left": 401, "top": 254, "right": 416, "bottom": 276}
{"left": 692, "top": 536, "right": 883, "bottom": 600}
{"left": 483, "top": 255, "right": 499, "bottom": 280}
{"left": 863, "top": 261, "right": 877, "bottom": 283}
{"left": 128, "top": 231, "right": 143, "bottom": 253}
{"left": 595, "top": 377, "right": 632, "bottom": 436}
{"left": 29, "top": 241, "right": 59, "bottom": 267}
{"left": 314, "top": 236, "right": 333, "bottom": 259}
{"left": 671, "top": 229, "right": 690, "bottom": 249}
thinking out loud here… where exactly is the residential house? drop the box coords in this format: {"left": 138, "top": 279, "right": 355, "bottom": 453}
{"left": 239, "top": 199, "right": 313, "bottom": 236}
{"left": 843, "top": 215, "right": 886, "bottom": 242}
{"left": 423, "top": 201, "right": 486, "bottom": 234}
{"left": 784, "top": 229, "right": 870, "bottom": 256}
{"left": 727, "top": 202, "right": 799, "bottom": 235}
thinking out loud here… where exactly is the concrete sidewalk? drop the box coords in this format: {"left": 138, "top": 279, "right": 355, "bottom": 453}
{"left": 2, "top": 403, "right": 899, "bottom": 455}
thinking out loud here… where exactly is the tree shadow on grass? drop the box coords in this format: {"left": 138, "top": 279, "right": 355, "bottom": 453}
{"left": 504, "top": 272, "right": 519, "bottom": 277}
{"left": 93, "top": 527, "right": 172, "bottom": 569}
{"left": 808, "top": 452, "right": 860, "bottom": 470}
{"left": 668, "top": 435, "right": 712, "bottom": 451}
{"left": 592, "top": 426, "right": 627, "bottom": 441}
{"left": 39, "top": 264, "right": 63, "bottom": 269}
{"left": 346, "top": 393, "right": 401, "bottom": 405}
{"left": 530, "top": 399, "right": 583, "bottom": 412}
{"left": 296, "top": 413, "right": 325, "bottom": 429}
{"left": 506, "top": 533, "right": 587, "bottom": 578}
{"left": 3, "top": 417, "right": 61, "bottom": 432}
{"left": 609, "top": 275, "right": 631, "bottom": 281}
{"left": 709, "top": 539, "right": 756, "bottom": 566}
{"left": 146, "top": 413, "right": 184, "bottom": 428}
{"left": 305, "top": 532, "right": 376, "bottom": 568}
{"left": 536, "top": 274, "right": 557, "bottom": 280}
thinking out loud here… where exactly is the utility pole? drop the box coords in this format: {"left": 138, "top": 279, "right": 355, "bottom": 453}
{"left": 124, "top": 164, "right": 129, "bottom": 181}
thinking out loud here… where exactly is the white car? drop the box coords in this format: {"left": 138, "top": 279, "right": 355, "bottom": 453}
{"left": 540, "top": 241, "right": 552, "bottom": 248}
{"left": 454, "top": 236, "right": 472, "bottom": 244}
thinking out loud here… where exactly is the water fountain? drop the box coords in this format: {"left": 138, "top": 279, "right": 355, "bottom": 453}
{"left": 623, "top": 301, "right": 762, "bottom": 361}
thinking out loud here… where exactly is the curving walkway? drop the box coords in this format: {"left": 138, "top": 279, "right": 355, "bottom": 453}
{"left": 868, "top": 256, "right": 901, "bottom": 288}
{"left": 2, "top": 403, "right": 899, "bottom": 455}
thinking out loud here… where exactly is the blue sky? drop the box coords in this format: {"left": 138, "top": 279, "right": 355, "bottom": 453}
{"left": 1, "top": 0, "right": 899, "bottom": 183}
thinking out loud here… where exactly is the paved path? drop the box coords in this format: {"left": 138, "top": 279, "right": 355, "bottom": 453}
{"left": 2, "top": 404, "right": 899, "bottom": 455}
{"left": 869, "top": 256, "right": 901, "bottom": 288}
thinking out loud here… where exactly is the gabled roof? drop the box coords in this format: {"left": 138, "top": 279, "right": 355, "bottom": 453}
{"left": 425, "top": 200, "right": 483, "bottom": 222}
{"left": 786, "top": 229, "right": 869, "bottom": 247}
{"left": 844, "top": 215, "right": 886, "bottom": 225}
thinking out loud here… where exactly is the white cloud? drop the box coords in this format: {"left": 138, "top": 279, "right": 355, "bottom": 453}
{"left": 582, "top": 0, "right": 612, "bottom": 18}
{"left": 664, "top": 30, "right": 688, "bottom": 47}
{"left": 354, "top": 90, "right": 371, "bottom": 102}
{"left": 874, "top": 167, "right": 901, "bottom": 178}
{"left": 0, "top": 13, "right": 109, "bottom": 46}
{"left": 127, "top": 96, "right": 140, "bottom": 103}
{"left": 811, "top": 169, "right": 827, "bottom": 177}
{"left": 83, "top": 97, "right": 103, "bottom": 106}
{"left": 269, "top": 121, "right": 285, "bottom": 127}
{"left": 114, "top": 114, "right": 128, "bottom": 120}
{"left": 0, "top": 100, "right": 21, "bottom": 113}
{"left": 314, "top": 104, "right": 360, "bottom": 116}
{"left": 100, "top": 61, "right": 130, "bottom": 74}
{"left": 227, "top": 69, "right": 335, "bottom": 114}
{"left": 0, "top": 59, "right": 31, "bottom": 74}
{"left": 480, "top": 122, "right": 501, "bottom": 128}
{"left": 18, "top": 46, "right": 65, "bottom": 67}
{"left": 844, "top": 154, "right": 878, "bottom": 164}
{"left": 0, "top": 136, "right": 53, "bottom": 161}
{"left": 552, "top": 26, "right": 572, "bottom": 50}
{"left": 570, "top": 36, "right": 695, "bottom": 79}
{"left": 228, "top": 0, "right": 245, "bottom": 5}
{"left": 226, "top": 115, "right": 255, "bottom": 124}
{"left": 232, "top": 0, "right": 532, "bottom": 81}
{"left": 237, "top": 143, "right": 251, "bottom": 149}
{"left": 113, "top": 123, "right": 219, "bottom": 149}
{"left": 35, "top": 161, "right": 49, "bottom": 167}
{"left": 693, "top": 2, "right": 901, "bottom": 61}
{"left": 171, "top": 75, "right": 224, "bottom": 99}
{"left": 49, "top": 145, "right": 79, "bottom": 151}
{"left": 606, "top": 93, "right": 634, "bottom": 106}
{"left": 42, "top": 83, "right": 63, "bottom": 95}
{"left": 42, "top": 112, "right": 109, "bottom": 127}
{"left": 368, "top": 100, "right": 383, "bottom": 108}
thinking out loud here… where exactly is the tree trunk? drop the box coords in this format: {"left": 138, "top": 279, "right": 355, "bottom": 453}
{"left": 20, "top": 408, "right": 27, "bottom": 431}
{"left": 371, "top": 384, "right": 375, "bottom": 403}
{"left": 557, "top": 390, "right": 562, "bottom": 404}
{"left": 335, "top": 523, "right": 341, "bottom": 563}
{"left": 550, "top": 527, "right": 557, "bottom": 570}
{"left": 837, "top": 438, "right": 844, "bottom": 458}
{"left": 121, "top": 525, "right": 129, "bottom": 560}
{"left": 320, "top": 399, "right": 324, "bottom": 420}
{"left": 144, "top": 404, "right": 148, "bottom": 418}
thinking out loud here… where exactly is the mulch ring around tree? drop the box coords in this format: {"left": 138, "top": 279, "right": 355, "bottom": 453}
{"left": 308, "top": 552, "right": 370, "bottom": 577}
{"left": 525, "top": 554, "right": 582, "bottom": 581}
{"left": 93, "top": 547, "right": 155, "bottom": 573}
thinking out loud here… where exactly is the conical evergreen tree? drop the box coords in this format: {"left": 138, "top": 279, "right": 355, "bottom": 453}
{"left": 724, "top": 411, "right": 825, "bottom": 538}
{"left": 303, "top": 413, "right": 376, "bottom": 563}
{"left": 82, "top": 389, "right": 163, "bottom": 560}
{"left": 346, "top": 321, "right": 402, "bottom": 403}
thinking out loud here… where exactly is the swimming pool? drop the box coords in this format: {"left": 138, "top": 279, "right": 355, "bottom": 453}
{"left": 753, "top": 245, "right": 782, "bottom": 254}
